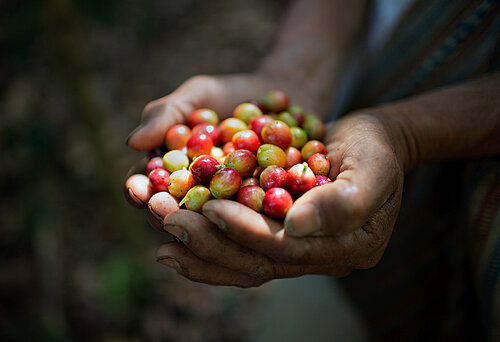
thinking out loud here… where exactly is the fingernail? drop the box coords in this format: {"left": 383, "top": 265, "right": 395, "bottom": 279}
{"left": 203, "top": 210, "right": 227, "bottom": 231}
{"left": 284, "top": 203, "right": 323, "bottom": 237}
{"left": 127, "top": 187, "right": 145, "bottom": 208}
{"left": 156, "top": 244, "right": 183, "bottom": 273}
{"left": 164, "top": 224, "right": 189, "bottom": 244}
{"left": 148, "top": 203, "right": 164, "bottom": 225}
{"left": 157, "top": 256, "right": 182, "bottom": 273}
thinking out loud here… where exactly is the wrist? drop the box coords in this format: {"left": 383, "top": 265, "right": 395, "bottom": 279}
{"left": 343, "top": 111, "right": 418, "bottom": 174}
{"left": 375, "top": 112, "right": 419, "bottom": 173}
{"left": 350, "top": 74, "right": 500, "bottom": 170}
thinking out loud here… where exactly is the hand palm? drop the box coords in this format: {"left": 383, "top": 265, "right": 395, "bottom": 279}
{"left": 125, "top": 76, "right": 404, "bottom": 287}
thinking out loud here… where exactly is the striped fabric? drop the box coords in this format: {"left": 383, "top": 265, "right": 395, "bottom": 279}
{"left": 352, "top": 0, "right": 500, "bottom": 109}
{"left": 466, "top": 159, "right": 500, "bottom": 340}
{"left": 336, "top": 1, "right": 500, "bottom": 341}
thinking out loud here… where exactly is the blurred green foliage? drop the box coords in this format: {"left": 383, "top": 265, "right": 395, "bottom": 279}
{"left": 2, "top": 1, "right": 37, "bottom": 64}
{"left": 97, "top": 253, "right": 153, "bottom": 315}
{"left": 0, "top": 1, "right": 286, "bottom": 341}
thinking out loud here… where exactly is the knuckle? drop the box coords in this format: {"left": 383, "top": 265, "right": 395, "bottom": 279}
{"left": 342, "top": 226, "right": 387, "bottom": 269}
{"left": 274, "top": 240, "right": 313, "bottom": 264}
{"left": 185, "top": 75, "right": 224, "bottom": 98}
{"left": 185, "top": 74, "right": 217, "bottom": 88}
{"left": 189, "top": 240, "right": 214, "bottom": 261}
{"left": 142, "top": 97, "right": 168, "bottom": 120}
{"left": 354, "top": 248, "right": 385, "bottom": 269}
{"left": 355, "top": 254, "right": 383, "bottom": 269}
{"left": 142, "top": 100, "right": 156, "bottom": 114}
{"left": 250, "top": 259, "right": 275, "bottom": 280}
{"left": 338, "top": 267, "right": 353, "bottom": 277}
{"left": 361, "top": 222, "right": 385, "bottom": 249}
{"left": 268, "top": 252, "right": 292, "bottom": 264}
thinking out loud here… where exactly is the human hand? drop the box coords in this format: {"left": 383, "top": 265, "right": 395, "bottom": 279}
{"left": 155, "top": 113, "right": 405, "bottom": 287}
{"left": 124, "top": 74, "right": 314, "bottom": 229}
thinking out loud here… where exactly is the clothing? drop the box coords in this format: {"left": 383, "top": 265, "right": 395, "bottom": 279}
{"left": 366, "top": 0, "right": 415, "bottom": 56}
{"left": 333, "top": 1, "right": 500, "bottom": 340}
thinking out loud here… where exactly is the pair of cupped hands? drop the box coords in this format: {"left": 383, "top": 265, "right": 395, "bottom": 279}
{"left": 125, "top": 74, "right": 405, "bottom": 287}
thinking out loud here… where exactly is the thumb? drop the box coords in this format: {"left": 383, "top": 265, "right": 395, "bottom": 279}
{"left": 283, "top": 113, "right": 406, "bottom": 237}
{"left": 284, "top": 178, "right": 375, "bottom": 237}
{"left": 283, "top": 152, "right": 400, "bottom": 238}
{"left": 126, "top": 75, "right": 226, "bottom": 151}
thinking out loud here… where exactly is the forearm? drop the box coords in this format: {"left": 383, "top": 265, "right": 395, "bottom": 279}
{"left": 369, "top": 73, "right": 500, "bottom": 172}
{"left": 257, "top": 0, "right": 367, "bottom": 116}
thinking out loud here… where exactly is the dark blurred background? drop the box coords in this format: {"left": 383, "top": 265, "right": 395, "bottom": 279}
{"left": 0, "top": 1, "right": 289, "bottom": 341}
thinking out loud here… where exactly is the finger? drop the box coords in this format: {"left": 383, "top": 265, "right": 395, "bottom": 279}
{"left": 204, "top": 198, "right": 401, "bottom": 268}
{"left": 126, "top": 95, "right": 189, "bottom": 151}
{"left": 285, "top": 140, "right": 401, "bottom": 237}
{"left": 124, "top": 174, "right": 153, "bottom": 208}
{"left": 163, "top": 209, "right": 278, "bottom": 280}
{"left": 156, "top": 242, "right": 265, "bottom": 288}
{"left": 156, "top": 241, "right": 351, "bottom": 285}
{"left": 164, "top": 210, "right": 353, "bottom": 279}
{"left": 127, "top": 76, "right": 226, "bottom": 151}
{"left": 147, "top": 192, "right": 179, "bottom": 231}
{"left": 202, "top": 199, "right": 366, "bottom": 265}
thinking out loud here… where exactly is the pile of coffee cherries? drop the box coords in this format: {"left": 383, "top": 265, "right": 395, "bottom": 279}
{"left": 133, "top": 90, "right": 333, "bottom": 220}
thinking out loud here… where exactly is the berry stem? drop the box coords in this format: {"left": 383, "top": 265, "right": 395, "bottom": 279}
{"left": 179, "top": 196, "right": 187, "bottom": 207}
{"left": 302, "top": 162, "right": 308, "bottom": 174}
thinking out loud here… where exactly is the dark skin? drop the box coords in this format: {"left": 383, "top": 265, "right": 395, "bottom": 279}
{"left": 125, "top": 0, "right": 500, "bottom": 287}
